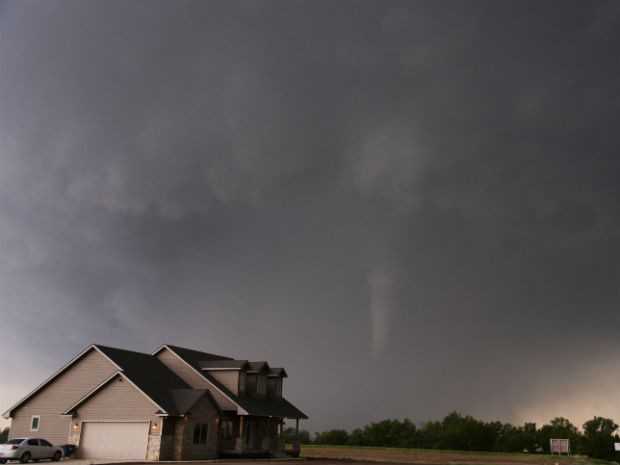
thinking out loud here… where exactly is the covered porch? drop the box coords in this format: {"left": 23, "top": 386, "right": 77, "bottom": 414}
{"left": 218, "top": 413, "right": 303, "bottom": 456}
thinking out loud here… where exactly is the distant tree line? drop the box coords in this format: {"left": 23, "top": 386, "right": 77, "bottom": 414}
{"left": 296, "top": 413, "right": 620, "bottom": 460}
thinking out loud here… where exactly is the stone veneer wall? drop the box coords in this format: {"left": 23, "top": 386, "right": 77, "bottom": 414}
{"left": 159, "top": 418, "right": 176, "bottom": 461}
{"left": 146, "top": 427, "right": 162, "bottom": 461}
{"left": 68, "top": 421, "right": 80, "bottom": 445}
{"left": 173, "top": 417, "right": 187, "bottom": 460}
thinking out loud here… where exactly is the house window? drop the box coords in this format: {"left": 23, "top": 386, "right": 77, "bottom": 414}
{"left": 220, "top": 419, "right": 234, "bottom": 440}
{"left": 193, "top": 424, "right": 208, "bottom": 445}
{"left": 30, "top": 416, "right": 40, "bottom": 432}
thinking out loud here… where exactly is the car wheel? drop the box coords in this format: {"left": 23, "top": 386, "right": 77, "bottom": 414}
{"left": 52, "top": 452, "right": 61, "bottom": 462}
{"left": 20, "top": 452, "right": 31, "bottom": 464}
{"left": 0, "top": 459, "right": 7, "bottom": 464}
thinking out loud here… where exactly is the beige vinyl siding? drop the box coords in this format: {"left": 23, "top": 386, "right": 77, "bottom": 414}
{"left": 209, "top": 371, "right": 239, "bottom": 396}
{"left": 72, "top": 375, "right": 161, "bottom": 460}
{"left": 9, "top": 349, "right": 117, "bottom": 445}
{"left": 73, "top": 375, "right": 159, "bottom": 421}
{"left": 156, "top": 348, "right": 237, "bottom": 411}
{"left": 156, "top": 349, "right": 206, "bottom": 388}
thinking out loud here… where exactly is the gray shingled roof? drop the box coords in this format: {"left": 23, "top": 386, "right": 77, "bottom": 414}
{"left": 268, "top": 367, "right": 288, "bottom": 378}
{"left": 169, "top": 389, "right": 217, "bottom": 415}
{"left": 165, "top": 347, "right": 307, "bottom": 419}
{"left": 246, "top": 361, "right": 269, "bottom": 373}
{"left": 6, "top": 344, "right": 307, "bottom": 420}
{"left": 237, "top": 395, "right": 308, "bottom": 419}
{"left": 165, "top": 344, "right": 232, "bottom": 361}
{"left": 95, "top": 345, "right": 190, "bottom": 414}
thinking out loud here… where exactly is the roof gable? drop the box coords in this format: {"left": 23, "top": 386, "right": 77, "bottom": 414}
{"left": 169, "top": 389, "right": 219, "bottom": 415}
{"left": 156, "top": 345, "right": 307, "bottom": 419}
{"left": 153, "top": 345, "right": 248, "bottom": 415}
{"left": 4, "top": 343, "right": 307, "bottom": 421}
{"left": 268, "top": 367, "right": 288, "bottom": 378}
{"left": 93, "top": 345, "right": 189, "bottom": 414}
{"left": 2, "top": 345, "right": 122, "bottom": 418}
{"left": 63, "top": 371, "right": 167, "bottom": 415}
{"left": 247, "top": 361, "right": 270, "bottom": 373}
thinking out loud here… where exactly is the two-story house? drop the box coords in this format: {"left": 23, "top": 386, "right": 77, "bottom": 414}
{"left": 2, "top": 344, "right": 307, "bottom": 461}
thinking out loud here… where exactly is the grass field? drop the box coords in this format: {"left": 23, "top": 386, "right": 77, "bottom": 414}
{"left": 299, "top": 444, "right": 615, "bottom": 465}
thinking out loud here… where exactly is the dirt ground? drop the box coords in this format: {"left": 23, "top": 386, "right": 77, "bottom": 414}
{"left": 61, "top": 451, "right": 611, "bottom": 465}
{"left": 299, "top": 446, "right": 605, "bottom": 465}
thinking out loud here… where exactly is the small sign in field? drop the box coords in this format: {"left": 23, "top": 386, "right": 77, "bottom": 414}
{"left": 550, "top": 438, "right": 570, "bottom": 455}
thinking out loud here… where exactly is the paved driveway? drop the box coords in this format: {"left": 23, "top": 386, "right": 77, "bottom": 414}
{"left": 61, "top": 460, "right": 307, "bottom": 465}
{"left": 60, "top": 460, "right": 305, "bottom": 465}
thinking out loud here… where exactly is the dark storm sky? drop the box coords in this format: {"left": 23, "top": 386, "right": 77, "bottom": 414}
{"left": 1, "top": 0, "right": 620, "bottom": 431}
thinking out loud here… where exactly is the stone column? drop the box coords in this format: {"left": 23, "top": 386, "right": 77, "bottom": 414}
{"left": 68, "top": 420, "right": 81, "bottom": 446}
{"left": 146, "top": 420, "right": 162, "bottom": 461}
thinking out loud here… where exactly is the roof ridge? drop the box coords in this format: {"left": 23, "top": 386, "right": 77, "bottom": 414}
{"left": 165, "top": 344, "right": 233, "bottom": 360}
{"left": 93, "top": 344, "right": 152, "bottom": 357}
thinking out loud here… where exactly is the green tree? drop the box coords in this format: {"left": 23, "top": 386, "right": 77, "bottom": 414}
{"left": 314, "top": 429, "right": 349, "bottom": 445}
{"left": 347, "top": 428, "right": 366, "bottom": 446}
{"left": 538, "top": 417, "right": 580, "bottom": 453}
{"left": 358, "top": 419, "right": 418, "bottom": 448}
{"left": 493, "top": 422, "right": 530, "bottom": 452}
{"left": 583, "top": 417, "right": 618, "bottom": 459}
{"left": 281, "top": 427, "right": 311, "bottom": 444}
{"left": 0, "top": 427, "right": 9, "bottom": 443}
{"left": 433, "top": 412, "right": 497, "bottom": 451}
{"left": 418, "top": 420, "right": 443, "bottom": 449}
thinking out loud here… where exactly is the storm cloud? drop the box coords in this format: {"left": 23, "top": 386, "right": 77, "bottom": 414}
{"left": 1, "top": 0, "right": 620, "bottom": 432}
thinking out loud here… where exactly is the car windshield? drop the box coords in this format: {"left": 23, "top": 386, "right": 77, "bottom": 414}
{"left": 5, "top": 439, "right": 24, "bottom": 445}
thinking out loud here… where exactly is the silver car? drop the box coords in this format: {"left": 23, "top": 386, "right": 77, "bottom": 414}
{"left": 0, "top": 438, "right": 63, "bottom": 464}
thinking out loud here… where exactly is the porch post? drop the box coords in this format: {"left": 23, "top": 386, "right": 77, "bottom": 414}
{"left": 236, "top": 416, "right": 245, "bottom": 452}
{"left": 292, "top": 418, "right": 301, "bottom": 457}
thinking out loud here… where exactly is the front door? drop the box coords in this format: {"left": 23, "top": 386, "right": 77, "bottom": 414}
{"left": 25, "top": 439, "right": 43, "bottom": 459}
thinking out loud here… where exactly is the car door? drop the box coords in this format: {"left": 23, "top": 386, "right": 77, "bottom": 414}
{"left": 38, "top": 439, "right": 53, "bottom": 459}
{"left": 25, "top": 439, "right": 40, "bottom": 459}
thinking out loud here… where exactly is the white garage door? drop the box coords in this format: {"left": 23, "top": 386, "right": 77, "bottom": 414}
{"left": 80, "top": 422, "right": 149, "bottom": 459}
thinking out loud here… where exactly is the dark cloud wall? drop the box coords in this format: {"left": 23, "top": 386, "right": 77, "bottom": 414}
{"left": 1, "top": 0, "right": 620, "bottom": 431}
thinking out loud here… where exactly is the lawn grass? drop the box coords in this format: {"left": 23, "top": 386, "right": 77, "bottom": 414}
{"left": 299, "top": 444, "right": 616, "bottom": 465}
